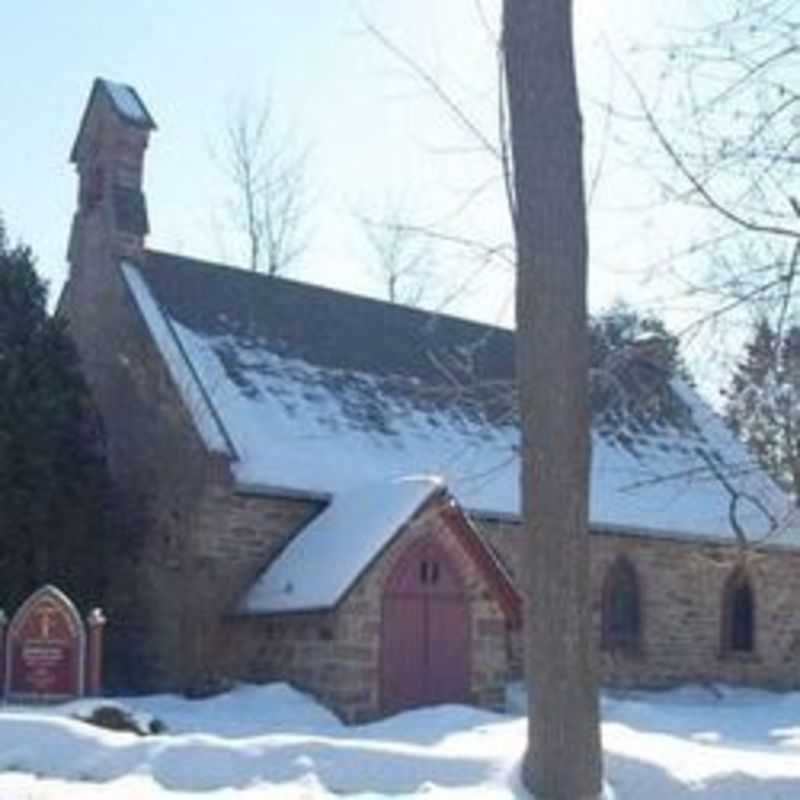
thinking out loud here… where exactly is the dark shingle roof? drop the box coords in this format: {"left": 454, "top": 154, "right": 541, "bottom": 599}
{"left": 138, "top": 251, "right": 697, "bottom": 436}
{"left": 140, "top": 250, "right": 514, "bottom": 417}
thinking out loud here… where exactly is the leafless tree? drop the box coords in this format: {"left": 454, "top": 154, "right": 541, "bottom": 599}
{"left": 358, "top": 13, "right": 516, "bottom": 298}
{"left": 218, "top": 99, "right": 311, "bottom": 275}
{"left": 363, "top": 11, "right": 605, "bottom": 794}
{"left": 619, "top": 0, "right": 800, "bottom": 341}
{"left": 356, "top": 196, "right": 434, "bottom": 305}
{"left": 504, "top": 1, "right": 603, "bottom": 798}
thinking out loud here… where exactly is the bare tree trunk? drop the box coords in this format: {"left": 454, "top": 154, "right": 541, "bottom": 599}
{"left": 216, "top": 100, "right": 311, "bottom": 275}
{"left": 355, "top": 199, "right": 433, "bottom": 306}
{"left": 503, "top": 2, "right": 602, "bottom": 798}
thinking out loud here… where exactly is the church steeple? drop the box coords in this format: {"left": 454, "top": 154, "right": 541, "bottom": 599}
{"left": 67, "top": 78, "right": 156, "bottom": 267}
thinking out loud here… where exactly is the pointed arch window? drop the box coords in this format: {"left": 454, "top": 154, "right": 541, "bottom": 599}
{"left": 602, "top": 557, "right": 641, "bottom": 653}
{"left": 722, "top": 568, "right": 755, "bottom": 654}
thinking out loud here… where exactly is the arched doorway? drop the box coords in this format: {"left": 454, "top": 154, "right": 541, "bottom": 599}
{"left": 381, "top": 536, "right": 470, "bottom": 714}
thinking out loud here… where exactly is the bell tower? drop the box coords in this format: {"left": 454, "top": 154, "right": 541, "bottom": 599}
{"left": 60, "top": 79, "right": 157, "bottom": 395}
{"left": 67, "top": 78, "right": 156, "bottom": 274}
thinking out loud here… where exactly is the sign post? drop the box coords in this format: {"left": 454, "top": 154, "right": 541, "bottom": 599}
{"left": 86, "top": 607, "right": 107, "bottom": 697}
{"left": 0, "top": 610, "right": 6, "bottom": 693}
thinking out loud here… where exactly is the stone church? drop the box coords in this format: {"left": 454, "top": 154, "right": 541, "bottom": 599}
{"left": 60, "top": 78, "right": 800, "bottom": 721}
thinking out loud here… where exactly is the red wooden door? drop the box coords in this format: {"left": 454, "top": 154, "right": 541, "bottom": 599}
{"left": 381, "top": 538, "right": 470, "bottom": 714}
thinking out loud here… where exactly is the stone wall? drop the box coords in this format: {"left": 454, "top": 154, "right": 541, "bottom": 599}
{"left": 185, "top": 485, "right": 321, "bottom": 684}
{"left": 63, "top": 243, "right": 214, "bottom": 689}
{"left": 65, "top": 240, "right": 323, "bottom": 691}
{"left": 60, "top": 85, "right": 326, "bottom": 693}
{"left": 223, "top": 495, "right": 512, "bottom": 722}
{"left": 478, "top": 516, "right": 800, "bottom": 689}
{"left": 63, "top": 88, "right": 200, "bottom": 690}
{"left": 191, "top": 487, "right": 320, "bottom": 611}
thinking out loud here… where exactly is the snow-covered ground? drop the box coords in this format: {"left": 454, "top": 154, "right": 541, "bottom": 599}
{"left": 0, "top": 682, "right": 799, "bottom": 798}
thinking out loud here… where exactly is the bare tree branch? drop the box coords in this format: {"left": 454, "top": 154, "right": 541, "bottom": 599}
{"left": 215, "top": 97, "right": 312, "bottom": 275}
{"left": 358, "top": 14, "right": 500, "bottom": 161}
{"left": 356, "top": 196, "right": 433, "bottom": 305}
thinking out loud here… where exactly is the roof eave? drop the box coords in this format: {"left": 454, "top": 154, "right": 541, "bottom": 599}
{"left": 236, "top": 483, "right": 446, "bottom": 618}
{"left": 120, "top": 260, "right": 237, "bottom": 460}
{"left": 472, "top": 509, "right": 800, "bottom": 552}
{"left": 231, "top": 603, "right": 335, "bottom": 619}
{"left": 233, "top": 481, "right": 331, "bottom": 503}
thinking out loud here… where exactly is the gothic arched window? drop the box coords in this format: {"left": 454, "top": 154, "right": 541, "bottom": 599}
{"left": 602, "top": 557, "right": 641, "bottom": 653}
{"left": 722, "top": 568, "right": 755, "bottom": 654}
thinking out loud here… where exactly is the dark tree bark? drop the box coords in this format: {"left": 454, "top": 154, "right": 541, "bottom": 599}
{"left": 502, "top": 3, "right": 602, "bottom": 799}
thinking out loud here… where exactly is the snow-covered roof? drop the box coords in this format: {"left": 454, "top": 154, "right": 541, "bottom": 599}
{"left": 100, "top": 79, "right": 153, "bottom": 127}
{"left": 241, "top": 476, "right": 442, "bottom": 614}
{"left": 122, "top": 263, "right": 232, "bottom": 454}
{"left": 121, "top": 252, "right": 799, "bottom": 548}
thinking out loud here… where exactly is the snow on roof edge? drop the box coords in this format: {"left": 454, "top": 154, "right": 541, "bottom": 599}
{"left": 240, "top": 476, "right": 445, "bottom": 615}
{"left": 233, "top": 483, "right": 800, "bottom": 554}
{"left": 121, "top": 262, "right": 236, "bottom": 458}
{"left": 100, "top": 78, "right": 155, "bottom": 127}
{"left": 234, "top": 480, "right": 331, "bottom": 503}
{"left": 471, "top": 507, "right": 800, "bottom": 551}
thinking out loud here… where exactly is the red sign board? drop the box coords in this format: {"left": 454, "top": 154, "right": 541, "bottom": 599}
{"left": 5, "top": 585, "right": 85, "bottom": 702}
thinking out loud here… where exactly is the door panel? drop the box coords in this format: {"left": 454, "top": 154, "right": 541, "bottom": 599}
{"left": 427, "top": 594, "right": 470, "bottom": 705}
{"left": 382, "top": 590, "right": 427, "bottom": 714}
{"left": 381, "top": 537, "right": 470, "bottom": 714}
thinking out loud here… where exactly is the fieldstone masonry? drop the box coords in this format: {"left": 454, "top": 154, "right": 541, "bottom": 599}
{"left": 59, "top": 78, "right": 800, "bottom": 724}
{"left": 224, "top": 497, "right": 511, "bottom": 722}
{"left": 479, "top": 516, "right": 800, "bottom": 690}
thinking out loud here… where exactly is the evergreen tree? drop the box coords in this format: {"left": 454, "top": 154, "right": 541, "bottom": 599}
{"left": 0, "top": 218, "right": 110, "bottom": 609}
{"left": 724, "top": 317, "right": 800, "bottom": 503}
{"left": 589, "top": 302, "right": 685, "bottom": 381}
{"left": 589, "top": 303, "right": 691, "bottom": 435}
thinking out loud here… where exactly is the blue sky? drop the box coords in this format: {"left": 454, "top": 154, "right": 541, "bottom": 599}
{"left": 1, "top": 2, "right": 690, "bottom": 328}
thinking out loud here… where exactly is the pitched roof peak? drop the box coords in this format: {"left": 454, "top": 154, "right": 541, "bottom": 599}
{"left": 70, "top": 78, "right": 156, "bottom": 163}
{"left": 97, "top": 78, "right": 156, "bottom": 130}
